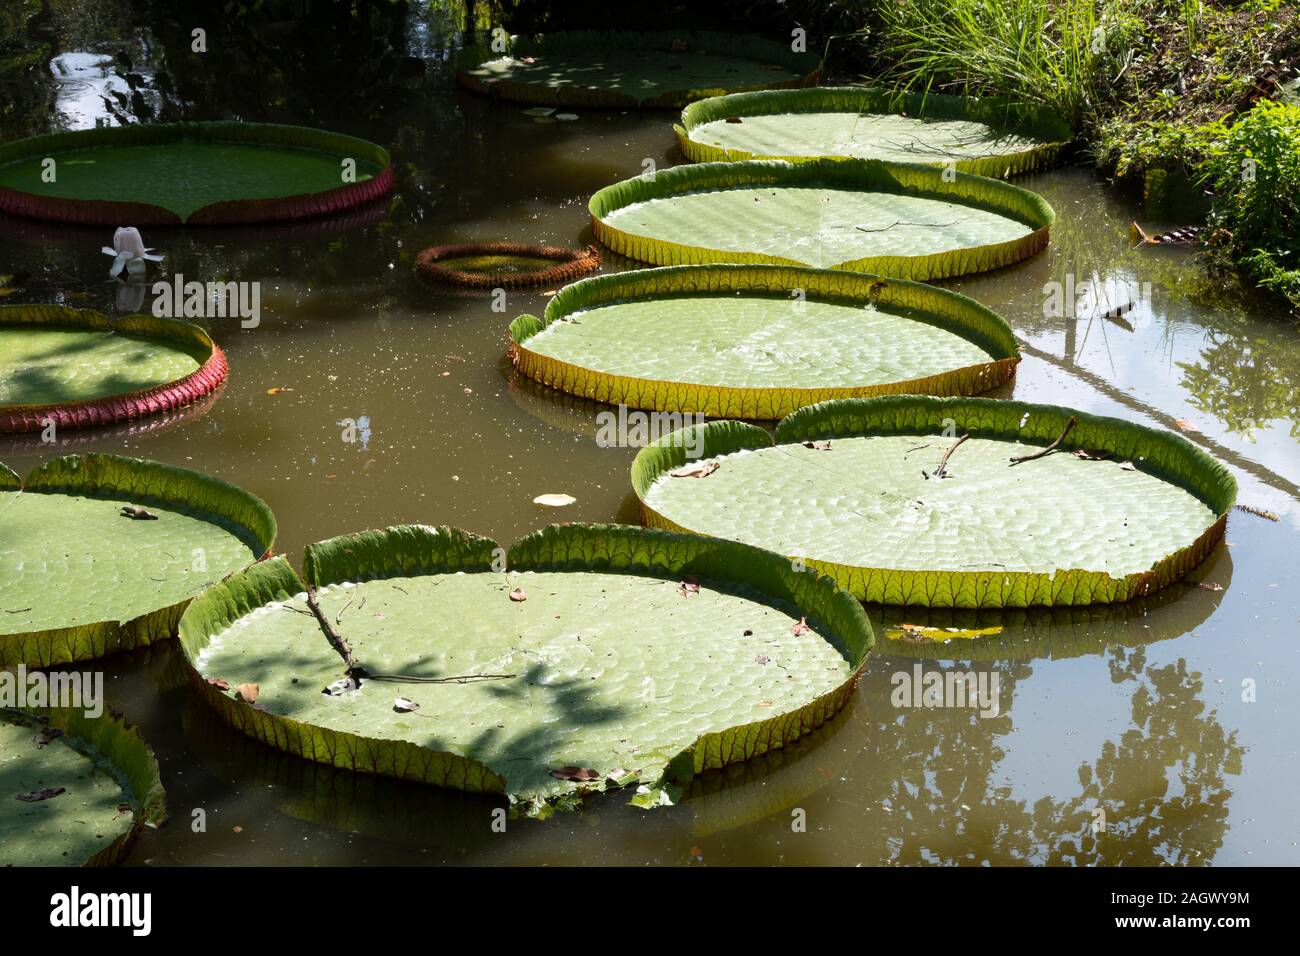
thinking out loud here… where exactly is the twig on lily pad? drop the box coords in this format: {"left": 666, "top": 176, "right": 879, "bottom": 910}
{"left": 306, "top": 588, "right": 359, "bottom": 674}
{"left": 1010, "top": 417, "right": 1078, "bottom": 465}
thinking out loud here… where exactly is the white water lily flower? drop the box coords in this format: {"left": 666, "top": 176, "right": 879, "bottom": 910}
{"left": 101, "top": 225, "right": 164, "bottom": 278}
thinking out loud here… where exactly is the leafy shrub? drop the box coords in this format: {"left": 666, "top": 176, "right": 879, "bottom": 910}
{"left": 1203, "top": 100, "right": 1300, "bottom": 307}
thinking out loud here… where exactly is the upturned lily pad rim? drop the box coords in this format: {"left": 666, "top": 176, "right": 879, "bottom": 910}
{"left": 508, "top": 263, "right": 1021, "bottom": 419}
{"left": 0, "top": 304, "right": 228, "bottom": 434}
{"left": 675, "top": 86, "right": 1073, "bottom": 178}
{"left": 177, "top": 522, "right": 873, "bottom": 807}
{"left": 1, "top": 707, "right": 167, "bottom": 866}
{"left": 631, "top": 395, "right": 1237, "bottom": 608}
{"left": 0, "top": 453, "right": 277, "bottom": 668}
{"left": 589, "top": 158, "right": 1055, "bottom": 280}
{"left": 455, "top": 30, "right": 822, "bottom": 109}
{"left": 0, "top": 121, "right": 395, "bottom": 226}
{"left": 415, "top": 242, "right": 601, "bottom": 288}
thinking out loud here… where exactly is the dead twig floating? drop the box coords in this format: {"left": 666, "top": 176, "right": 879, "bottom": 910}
{"left": 335, "top": 587, "right": 357, "bottom": 625}
{"left": 364, "top": 672, "right": 516, "bottom": 684}
{"left": 1009, "top": 417, "right": 1077, "bottom": 465}
{"left": 306, "top": 588, "right": 360, "bottom": 674}
{"left": 1235, "top": 503, "right": 1280, "bottom": 522}
{"left": 925, "top": 433, "right": 969, "bottom": 480}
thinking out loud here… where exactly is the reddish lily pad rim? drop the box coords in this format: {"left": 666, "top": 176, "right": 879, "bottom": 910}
{"left": 0, "top": 305, "right": 227, "bottom": 434}
{"left": 0, "top": 122, "right": 394, "bottom": 226}
{"left": 415, "top": 242, "right": 601, "bottom": 288}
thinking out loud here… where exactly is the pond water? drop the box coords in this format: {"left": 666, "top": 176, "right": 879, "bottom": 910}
{"left": 2, "top": 1, "right": 1298, "bottom": 865}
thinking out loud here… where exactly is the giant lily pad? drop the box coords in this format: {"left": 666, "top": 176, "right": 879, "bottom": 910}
{"left": 0, "top": 122, "right": 393, "bottom": 225}
{"left": 0, "top": 305, "right": 227, "bottom": 433}
{"left": 0, "top": 454, "right": 276, "bottom": 668}
{"left": 676, "top": 87, "right": 1071, "bottom": 178}
{"left": 590, "top": 159, "right": 1054, "bottom": 280}
{"left": 178, "top": 524, "right": 872, "bottom": 810}
{"left": 510, "top": 264, "right": 1019, "bottom": 419}
{"left": 632, "top": 396, "right": 1236, "bottom": 608}
{"left": 457, "top": 31, "right": 821, "bottom": 109}
{"left": 0, "top": 707, "right": 165, "bottom": 866}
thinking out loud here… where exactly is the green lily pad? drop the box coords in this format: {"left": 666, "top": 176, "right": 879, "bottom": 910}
{"left": 510, "top": 264, "right": 1019, "bottom": 419}
{"left": 457, "top": 31, "right": 821, "bottom": 109}
{"left": 590, "top": 158, "right": 1054, "bottom": 280}
{"left": 0, "top": 454, "right": 276, "bottom": 668}
{"left": 0, "top": 122, "right": 392, "bottom": 224}
{"left": 0, "top": 305, "right": 227, "bottom": 433}
{"left": 632, "top": 396, "right": 1236, "bottom": 608}
{"left": 178, "top": 524, "right": 872, "bottom": 810}
{"left": 0, "top": 707, "right": 165, "bottom": 866}
{"left": 676, "top": 87, "right": 1071, "bottom": 178}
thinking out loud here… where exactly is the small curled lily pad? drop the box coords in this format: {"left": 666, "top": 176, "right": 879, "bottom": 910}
{"left": 509, "top": 264, "right": 1020, "bottom": 419}
{"left": 632, "top": 396, "right": 1237, "bottom": 608}
{"left": 676, "top": 87, "right": 1071, "bottom": 178}
{"left": 0, "top": 304, "right": 227, "bottom": 433}
{"left": 590, "top": 158, "right": 1054, "bottom": 280}
{"left": 415, "top": 242, "right": 600, "bottom": 289}
{"left": 0, "top": 708, "right": 166, "bottom": 866}
{"left": 178, "top": 524, "right": 873, "bottom": 810}
{"left": 0, "top": 454, "right": 276, "bottom": 668}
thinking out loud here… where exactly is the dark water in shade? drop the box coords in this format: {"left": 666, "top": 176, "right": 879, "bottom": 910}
{"left": 2, "top": 1, "right": 1299, "bottom": 866}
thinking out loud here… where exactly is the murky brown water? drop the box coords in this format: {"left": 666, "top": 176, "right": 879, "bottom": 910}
{"left": 2, "top": 1, "right": 1299, "bottom": 865}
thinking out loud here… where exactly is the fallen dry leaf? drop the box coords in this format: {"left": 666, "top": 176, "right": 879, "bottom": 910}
{"left": 236, "top": 683, "right": 259, "bottom": 704}
{"left": 207, "top": 677, "right": 230, "bottom": 691}
{"left": 119, "top": 505, "right": 158, "bottom": 520}
{"left": 394, "top": 697, "right": 420, "bottom": 713}
{"left": 791, "top": 617, "right": 811, "bottom": 636}
{"left": 1175, "top": 419, "right": 1199, "bottom": 432}
{"left": 669, "top": 460, "right": 719, "bottom": 479}
{"left": 509, "top": 587, "right": 528, "bottom": 602}
{"left": 16, "top": 787, "right": 65, "bottom": 802}
{"left": 533, "top": 493, "right": 576, "bottom": 507}
{"left": 1119, "top": 460, "right": 1136, "bottom": 471}
{"left": 755, "top": 655, "right": 770, "bottom": 665}
{"left": 1072, "top": 448, "right": 1110, "bottom": 461}
{"left": 549, "top": 767, "right": 601, "bottom": 782}
{"left": 678, "top": 577, "right": 701, "bottom": 597}
{"left": 802, "top": 440, "right": 832, "bottom": 451}
{"left": 266, "top": 386, "right": 293, "bottom": 395}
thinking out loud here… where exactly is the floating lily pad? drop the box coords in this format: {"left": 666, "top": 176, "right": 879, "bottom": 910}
{"left": 632, "top": 396, "right": 1236, "bottom": 608}
{"left": 0, "top": 305, "right": 227, "bottom": 433}
{"left": 0, "top": 707, "right": 165, "bottom": 866}
{"left": 676, "top": 87, "right": 1071, "bottom": 178}
{"left": 457, "top": 31, "right": 821, "bottom": 109}
{"left": 415, "top": 242, "right": 600, "bottom": 288}
{"left": 510, "top": 264, "right": 1019, "bottom": 419}
{"left": 0, "top": 454, "right": 276, "bottom": 668}
{"left": 178, "top": 524, "right": 872, "bottom": 810}
{"left": 590, "top": 159, "right": 1054, "bottom": 280}
{"left": 0, "top": 122, "right": 393, "bottom": 225}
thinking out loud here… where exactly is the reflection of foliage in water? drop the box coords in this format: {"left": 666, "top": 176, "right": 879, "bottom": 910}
{"left": 1026, "top": 646, "right": 1242, "bottom": 866}
{"left": 1178, "top": 314, "right": 1300, "bottom": 439}
{"left": 683, "top": 636, "right": 1242, "bottom": 864}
